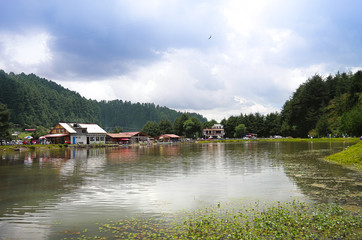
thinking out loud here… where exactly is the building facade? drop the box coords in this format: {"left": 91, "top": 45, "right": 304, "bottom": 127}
{"left": 106, "top": 132, "right": 150, "bottom": 144}
{"left": 45, "top": 123, "right": 107, "bottom": 144}
{"left": 203, "top": 124, "right": 225, "bottom": 139}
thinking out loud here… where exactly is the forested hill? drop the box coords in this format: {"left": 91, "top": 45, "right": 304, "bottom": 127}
{"left": 219, "top": 71, "right": 361, "bottom": 139}
{"left": 0, "top": 70, "right": 206, "bottom": 131}
{"left": 280, "top": 71, "right": 362, "bottom": 137}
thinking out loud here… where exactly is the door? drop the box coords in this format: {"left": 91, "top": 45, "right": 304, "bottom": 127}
{"left": 73, "top": 137, "right": 76, "bottom": 144}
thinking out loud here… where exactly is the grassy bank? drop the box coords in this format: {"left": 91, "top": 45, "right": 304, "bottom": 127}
{"left": 62, "top": 201, "right": 361, "bottom": 240}
{"left": 325, "top": 140, "right": 362, "bottom": 171}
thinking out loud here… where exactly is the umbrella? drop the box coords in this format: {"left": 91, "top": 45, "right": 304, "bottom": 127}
{"left": 39, "top": 136, "right": 46, "bottom": 139}
{"left": 24, "top": 136, "right": 33, "bottom": 139}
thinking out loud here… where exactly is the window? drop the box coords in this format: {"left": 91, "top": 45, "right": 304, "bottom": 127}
{"left": 101, "top": 137, "right": 104, "bottom": 141}
{"left": 96, "top": 136, "right": 99, "bottom": 141}
{"left": 90, "top": 137, "right": 95, "bottom": 141}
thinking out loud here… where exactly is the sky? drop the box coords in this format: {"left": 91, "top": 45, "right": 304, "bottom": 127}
{"left": 1, "top": 0, "right": 361, "bottom": 121}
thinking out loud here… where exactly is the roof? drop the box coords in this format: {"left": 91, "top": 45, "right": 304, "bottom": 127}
{"left": 107, "top": 133, "right": 123, "bottom": 138}
{"left": 78, "top": 123, "right": 107, "bottom": 134}
{"left": 160, "top": 134, "right": 180, "bottom": 138}
{"left": 58, "top": 123, "right": 106, "bottom": 134}
{"left": 107, "top": 132, "right": 149, "bottom": 138}
{"left": 59, "top": 123, "right": 77, "bottom": 133}
{"left": 44, "top": 133, "right": 69, "bottom": 138}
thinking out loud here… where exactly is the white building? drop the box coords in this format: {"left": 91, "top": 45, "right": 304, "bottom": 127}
{"left": 45, "top": 122, "right": 107, "bottom": 144}
{"left": 203, "top": 124, "right": 225, "bottom": 139}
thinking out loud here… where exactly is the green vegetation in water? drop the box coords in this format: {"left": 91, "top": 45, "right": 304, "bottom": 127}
{"left": 325, "top": 141, "right": 362, "bottom": 170}
{"left": 62, "top": 201, "right": 361, "bottom": 240}
{"left": 198, "top": 137, "right": 359, "bottom": 144}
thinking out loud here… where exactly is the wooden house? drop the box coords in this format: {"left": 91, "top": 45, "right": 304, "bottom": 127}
{"left": 106, "top": 132, "right": 150, "bottom": 144}
{"left": 45, "top": 123, "right": 107, "bottom": 144}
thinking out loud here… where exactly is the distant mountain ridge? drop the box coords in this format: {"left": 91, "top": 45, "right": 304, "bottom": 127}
{"left": 0, "top": 70, "right": 207, "bottom": 130}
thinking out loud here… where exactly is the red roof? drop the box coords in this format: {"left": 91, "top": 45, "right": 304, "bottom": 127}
{"left": 44, "top": 133, "right": 69, "bottom": 138}
{"left": 160, "top": 134, "right": 180, "bottom": 138}
{"left": 107, "top": 132, "right": 149, "bottom": 138}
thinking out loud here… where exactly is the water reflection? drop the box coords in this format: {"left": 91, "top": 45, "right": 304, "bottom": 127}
{"left": 0, "top": 142, "right": 360, "bottom": 239}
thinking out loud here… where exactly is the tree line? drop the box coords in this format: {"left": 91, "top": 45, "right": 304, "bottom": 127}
{"left": 140, "top": 113, "right": 205, "bottom": 138}
{"left": 0, "top": 70, "right": 361, "bottom": 141}
{"left": 219, "top": 71, "right": 361, "bottom": 138}
{"left": 140, "top": 71, "right": 361, "bottom": 139}
{"left": 0, "top": 70, "right": 206, "bottom": 134}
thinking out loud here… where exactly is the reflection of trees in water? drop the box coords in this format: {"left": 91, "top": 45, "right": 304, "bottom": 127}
{"left": 280, "top": 142, "right": 361, "bottom": 206}
{"left": 0, "top": 148, "right": 92, "bottom": 218}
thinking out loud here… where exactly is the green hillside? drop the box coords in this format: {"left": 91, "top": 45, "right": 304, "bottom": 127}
{"left": 1, "top": 69, "right": 361, "bottom": 138}
{"left": 0, "top": 70, "right": 206, "bottom": 131}
{"left": 280, "top": 72, "right": 362, "bottom": 137}
{"left": 220, "top": 71, "right": 361, "bottom": 138}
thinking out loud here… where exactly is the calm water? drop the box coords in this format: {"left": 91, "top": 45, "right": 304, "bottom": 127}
{"left": 0, "top": 141, "right": 361, "bottom": 239}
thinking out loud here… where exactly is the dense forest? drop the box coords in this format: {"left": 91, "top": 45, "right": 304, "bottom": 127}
{"left": 0, "top": 70, "right": 206, "bottom": 132}
{"left": 0, "top": 69, "right": 361, "bottom": 139}
{"left": 220, "top": 71, "right": 362, "bottom": 138}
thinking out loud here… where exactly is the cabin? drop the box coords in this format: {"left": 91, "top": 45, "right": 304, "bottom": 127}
{"left": 106, "top": 132, "right": 150, "bottom": 144}
{"left": 45, "top": 123, "right": 107, "bottom": 144}
{"left": 203, "top": 124, "right": 225, "bottom": 139}
{"left": 158, "top": 134, "right": 181, "bottom": 142}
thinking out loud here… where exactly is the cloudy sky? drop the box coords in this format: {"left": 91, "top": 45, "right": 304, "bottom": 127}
{"left": 1, "top": 0, "right": 361, "bottom": 121}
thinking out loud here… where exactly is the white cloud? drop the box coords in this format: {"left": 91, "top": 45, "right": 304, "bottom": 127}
{"left": 1, "top": 0, "right": 361, "bottom": 122}
{"left": 0, "top": 31, "right": 53, "bottom": 70}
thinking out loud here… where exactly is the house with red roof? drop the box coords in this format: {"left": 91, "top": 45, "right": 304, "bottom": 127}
{"left": 158, "top": 134, "right": 181, "bottom": 142}
{"left": 106, "top": 132, "right": 150, "bottom": 144}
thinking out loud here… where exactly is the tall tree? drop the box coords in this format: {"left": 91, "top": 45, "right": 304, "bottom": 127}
{"left": 234, "top": 124, "right": 246, "bottom": 138}
{"left": 141, "top": 121, "right": 160, "bottom": 137}
{"left": 159, "top": 119, "right": 173, "bottom": 134}
{"left": 0, "top": 102, "right": 10, "bottom": 143}
{"left": 190, "top": 117, "right": 202, "bottom": 138}
{"left": 173, "top": 113, "right": 189, "bottom": 136}
{"left": 202, "top": 119, "right": 218, "bottom": 129}
{"left": 183, "top": 119, "right": 196, "bottom": 138}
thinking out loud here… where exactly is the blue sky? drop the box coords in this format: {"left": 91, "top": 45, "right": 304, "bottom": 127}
{"left": 1, "top": 0, "right": 361, "bottom": 121}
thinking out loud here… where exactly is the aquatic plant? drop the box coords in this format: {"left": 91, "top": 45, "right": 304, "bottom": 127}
{"left": 62, "top": 201, "right": 361, "bottom": 240}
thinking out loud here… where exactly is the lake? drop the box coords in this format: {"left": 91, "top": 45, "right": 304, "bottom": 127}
{"left": 0, "top": 141, "right": 361, "bottom": 239}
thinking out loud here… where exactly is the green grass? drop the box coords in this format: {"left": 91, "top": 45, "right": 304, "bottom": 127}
{"left": 325, "top": 141, "right": 362, "bottom": 170}
{"left": 62, "top": 201, "right": 361, "bottom": 240}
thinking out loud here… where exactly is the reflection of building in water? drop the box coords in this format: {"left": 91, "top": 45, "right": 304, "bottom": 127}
{"left": 158, "top": 144, "right": 181, "bottom": 157}
{"left": 107, "top": 148, "right": 140, "bottom": 163}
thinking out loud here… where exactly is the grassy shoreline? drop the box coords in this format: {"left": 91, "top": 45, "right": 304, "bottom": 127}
{"left": 324, "top": 140, "right": 362, "bottom": 171}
